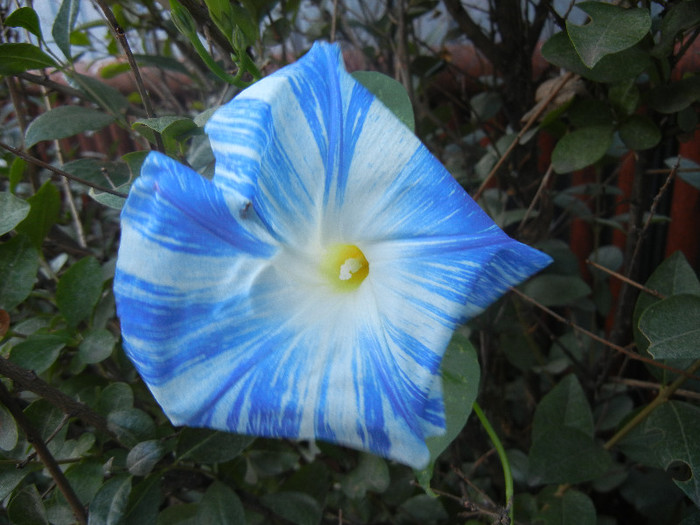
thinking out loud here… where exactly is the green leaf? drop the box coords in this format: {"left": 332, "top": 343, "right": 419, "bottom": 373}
{"left": 157, "top": 504, "right": 198, "bottom": 525}
{"left": 15, "top": 180, "right": 60, "bottom": 249}
{"left": 648, "top": 76, "right": 700, "bottom": 114}
{"left": 397, "top": 494, "right": 448, "bottom": 522}
{"left": 260, "top": 491, "right": 322, "bottom": 525}
{"left": 588, "top": 245, "right": 623, "bottom": 278}
{"left": 7, "top": 484, "right": 48, "bottom": 525}
{"left": 653, "top": 0, "right": 700, "bottom": 57}
{"left": 204, "top": 0, "right": 236, "bottom": 46}
{"left": 340, "top": 454, "right": 390, "bottom": 499}
{"left": 567, "top": 2, "right": 651, "bottom": 68}
{"left": 79, "top": 328, "right": 115, "bottom": 364}
{"left": 133, "top": 116, "right": 199, "bottom": 144}
{"left": 521, "top": 274, "right": 591, "bottom": 306}
{"left": 417, "top": 333, "right": 480, "bottom": 487}
{"left": 56, "top": 256, "right": 104, "bottom": 328}
{"left": 64, "top": 461, "right": 103, "bottom": 505}
{"left": 97, "top": 382, "right": 134, "bottom": 415}
{"left": 0, "top": 403, "right": 18, "bottom": 451}
{"left": 352, "top": 71, "right": 415, "bottom": 132}
{"left": 5, "top": 7, "right": 43, "bottom": 40}
{"left": 529, "top": 375, "right": 612, "bottom": 484}
{"left": 176, "top": 429, "right": 253, "bottom": 463}
{"left": 230, "top": 3, "right": 258, "bottom": 46}
{"left": 529, "top": 426, "right": 612, "bottom": 484}
{"left": 639, "top": 294, "right": 700, "bottom": 359}
{"left": 619, "top": 115, "right": 661, "bottom": 151}
{"left": 633, "top": 252, "right": 700, "bottom": 381}
{"left": 552, "top": 125, "right": 613, "bottom": 173}
{"left": 532, "top": 374, "right": 594, "bottom": 441}
{"left": 195, "top": 481, "right": 246, "bottom": 525}
{"left": 9, "top": 334, "right": 66, "bottom": 373}
{"left": 68, "top": 72, "right": 129, "bottom": 116}
{"left": 127, "top": 440, "right": 166, "bottom": 477}
{"left": 124, "top": 476, "right": 162, "bottom": 525}
{"left": 9, "top": 157, "right": 27, "bottom": 192}
{"left": 0, "top": 43, "right": 58, "bottom": 75}
{"left": 541, "top": 31, "right": 649, "bottom": 83}
{"left": 107, "top": 409, "right": 156, "bottom": 448}
{"left": 469, "top": 91, "right": 503, "bottom": 122}
{"left": 618, "top": 401, "right": 700, "bottom": 506}
{"left": 52, "top": 0, "right": 81, "bottom": 59}
{"left": 0, "top": 464, "right": 42, "bottom": 501}
{"left": 0, "top": 192, "right": 30, "bottom": 235}
{"left": 0, "top": 234, "right": 39, "bottom": 310}
{"left": 89, "top": 185, "right": 130, "bottom": 209}
{"left": 609, "top": 79, "right": 640, "bottom": 116}
{"left": 88, "top": 475, "right": 132, "bottom": 525}
{"left": 25, "top": 106, "right": 115, "bottom": 148}
{"left": 536, "top": 488, "right": 596, "bottom": 525}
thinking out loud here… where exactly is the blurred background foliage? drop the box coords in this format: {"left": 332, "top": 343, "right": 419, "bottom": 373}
{"left": 1, "top": 0, "right": 700, "bottom": 523}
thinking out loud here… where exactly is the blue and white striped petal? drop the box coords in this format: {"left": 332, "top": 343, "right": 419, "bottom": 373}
{"left": 115, "top": 41, "right": 551, "bottom": 469}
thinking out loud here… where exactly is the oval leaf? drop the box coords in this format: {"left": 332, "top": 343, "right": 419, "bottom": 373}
{"left": 127, "top": 441, "right": 166, "bottom": 477}
{"left": 5, "top": 7, "right": 43, "bottom": 39}
{"left": 7, "top": 484, "right": 48, "bottom": 525}
{"left": 0, "top": 43, "right": 58, "bottom": 75}
{"left": 25, "top": 106, "right": 115, "bottom": 148}
{"left": 88, "top": 476, "right": 132, "bottom": 525}
{"left": 56, "top": 256, "right": 104, "bottom": 328}
{"left": 52, "top": 0, "right": 81, "bottom": 59}
{"left": 195, "top": 482, "right": 246, "bottom": 525}
{"left": 9, "top": 334, "right": 66, "bottom": 374}
{"left": 529, "top": 426, "right": 613, "bottom": 484}
{"left": 639, "top": 294, "right": 700, "bottom": 360}
{"left": 0, "top": 234, "right": 39, "bottom": 311}
{"left": 421, "top": 333, "right": 480, "bottom": 476}
{"left": 567, "top": 2, "right": 651, "bottom": 68}
{"left": 260, "top": 491, "right": 322, "bottom": 525}
{"left": 619, "top": 115, "right": 661, "bottom": 151}
{"left": 552, "top": 125, "right": 613, "bottom": 173}
{"left": 175, "top": 429, "right": 254, "bottom": 463}
{"left": 107, "top": 409, "right": 156, "bottom": 448}
{"left": 0, "top": 192, "right": 30, "bottom": 235}
{"left": 541, "top": 31, "right": 649, "bottom": 83}
{"left": 352, "top": 71, "right": 415, "bottom": 132}
{"left": 0, "top": 403, "right": 18, "bottom": 451}
{"left": 521, "top": 274, "right": 592, "bottom": 306}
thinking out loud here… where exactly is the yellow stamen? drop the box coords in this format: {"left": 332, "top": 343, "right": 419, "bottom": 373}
{"left": 321, "top": 244, "right": 369, "bottom": 292}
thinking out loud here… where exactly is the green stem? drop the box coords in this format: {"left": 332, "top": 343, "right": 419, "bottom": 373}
{"left": 473, "top": 401, "right": 514, "bottom": 523}
{"left": 605, "top": 358, "right": 700, "bottom": 450}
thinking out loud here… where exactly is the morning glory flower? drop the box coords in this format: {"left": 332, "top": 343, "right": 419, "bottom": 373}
{"left": 114, "top": 42, "right": 551, "bottom": 469}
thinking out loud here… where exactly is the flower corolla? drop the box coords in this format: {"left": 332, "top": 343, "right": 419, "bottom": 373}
{"left": 114, "top": 42, "right": 551, "bottom": 469}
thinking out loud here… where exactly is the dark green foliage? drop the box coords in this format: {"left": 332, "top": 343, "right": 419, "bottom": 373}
{"left": 0, "top": 1, "right": 699, "bottom": 524}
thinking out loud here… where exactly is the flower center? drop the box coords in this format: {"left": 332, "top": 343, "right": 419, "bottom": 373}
{"left": 321, "top": 244, "right": 369, "bottom": 292}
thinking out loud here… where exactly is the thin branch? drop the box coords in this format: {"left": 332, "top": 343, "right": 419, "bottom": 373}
{"left": 611, "top": 377, "right": 700, "bottom": 402}
{"left": 605, "top": 359, "right": 700, "bottom": 450}
{"left": 17, "top": 72, "right": 147, "bottom": 117}
{"left": 586, "top": 259, "right": 666, "bottom": 300}
{"left": 473, "top": 72, "right": 575, "bottom": 201}
{"left": 510, "top": 287, "right": 700, "bottom": 382}
{"left": 0, "top": 357, "right": 116, "bottom": 440}
{"left": 0, "top": 141, "right": 128, "bottom": 198}
{"left": 0, "top": 382, "right": 87, "bottom": 524}
{"left": 93, "top": 0, "right": 164, "bottom": 153}
{"left": 518, "top": 163, "right": 554, "bottom": 230}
